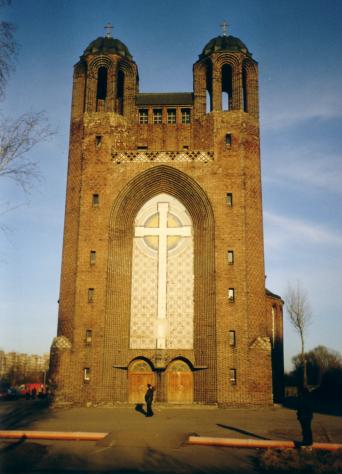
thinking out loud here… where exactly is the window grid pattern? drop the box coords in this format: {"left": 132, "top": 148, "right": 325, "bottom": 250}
{"left": 167, "top": 109, "right": 176, "bottom": 124}
{"left": 153, "top": 109, "right": 162, "bottom": 124}
{"left": 139, "top": 109, "right": 148, "bottom": 124}
{"left": 181, "top": 108, "right": 191, "bottom": 124}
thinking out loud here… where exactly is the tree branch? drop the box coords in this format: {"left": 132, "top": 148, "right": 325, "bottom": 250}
{"left": 0, "top": 111, "right": 55, "bottom": 192}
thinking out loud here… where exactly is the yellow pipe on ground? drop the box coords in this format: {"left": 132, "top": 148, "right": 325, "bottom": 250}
{"left": 0, "top": 430, "right": 107, "bottom": 441}
{"left": 188, "top": 436, "right": 342, "bottom": 451}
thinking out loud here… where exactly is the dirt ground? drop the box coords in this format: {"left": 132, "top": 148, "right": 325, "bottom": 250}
{"left": 0, "top": 400, "right": 341, "bottom": 473}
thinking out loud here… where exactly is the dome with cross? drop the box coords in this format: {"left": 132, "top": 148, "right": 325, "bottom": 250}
{"left": 83, "top": 36, "right": 133, "bottom": 59}
{"left": 199, "top": 35, "right": 251, "bottom": 59}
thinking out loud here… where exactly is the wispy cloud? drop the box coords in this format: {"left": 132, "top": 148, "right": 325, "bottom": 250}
{"left": 263, "top": 145, "right": 342, "bottom": 194}
{"left": 261, "top": 79, "right": 342, "bottom": 131}
{"left": 264, "top": 211, "right": 342, "bottom": 249}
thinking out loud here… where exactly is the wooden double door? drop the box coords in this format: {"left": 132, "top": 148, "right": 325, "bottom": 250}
{"left": 128, "top": 360, "right": 156, "bottom": 403}
{"left": 166, "top": 360, "right": 193, "bottom": 403}
{"left": 128, "top": 358, "right": 193, "bottom": 403}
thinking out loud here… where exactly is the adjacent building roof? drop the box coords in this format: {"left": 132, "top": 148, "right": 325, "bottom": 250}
{"left": 136, "top": 93, "right": 194, "bottom": 106}
{"left": 83, "top": 37, "right": 133, "bottom": 60}
{"left": 266, "top": 288, "right": 283, "bottom": 301}
{"left": 200, "top": 35, "right": 251, "bottom": 59}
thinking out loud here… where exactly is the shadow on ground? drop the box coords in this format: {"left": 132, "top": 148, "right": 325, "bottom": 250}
{"left": 0, "top": 439, "right": 256, "bottom": 474}
{"left": 0, "top": 399, "right": 52, "bottom": 429}
{"left": 217, "top": 423, "right": 269, "bottom": 440}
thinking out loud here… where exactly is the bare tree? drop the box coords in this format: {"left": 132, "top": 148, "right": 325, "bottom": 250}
{"left": 0, "top": 2, "right": 54, "bottom": 198}
{"left": 285, "top": 280, "right": 312, "bottom": 387}
{"left": 0, "top": 111, "right": 54, "bottom": 191}
{"left": 0, "top": 0, "right": 16, "bottom": 99}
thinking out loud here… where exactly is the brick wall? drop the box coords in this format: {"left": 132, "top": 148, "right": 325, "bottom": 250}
{"left": 51, "top": 38, "right": 282, "bottom": 406}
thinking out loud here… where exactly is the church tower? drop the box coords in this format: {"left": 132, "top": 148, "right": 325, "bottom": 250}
{"left": 50, "top": 28, "right": 284, "bottom": 406}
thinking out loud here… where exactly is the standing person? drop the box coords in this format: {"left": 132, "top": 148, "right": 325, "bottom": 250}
{"left": 145, "top": 384, "right": 154, "bottom": 417}
{"left": 297, "top": 387, "right": 314, "bottom": 446}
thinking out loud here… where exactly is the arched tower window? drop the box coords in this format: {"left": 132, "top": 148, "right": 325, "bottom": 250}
{"left": 222, "top": 64, "right": 233, "bottom": 111}
{"left": 130, "top": 193, "right": 194, "bottom": 350}
{"left": 242, "top": 64, "right": 248, "bottom": 112}
{"left": 206, "top": 62, "right": 213, "bottom": 113}
{"left": 96, "top": 66, "right": 108, "bottom": 101}
{"left": 117, "top": 69, "right": 125, "bottom": 115}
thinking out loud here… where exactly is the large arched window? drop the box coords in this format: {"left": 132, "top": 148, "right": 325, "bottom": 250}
{"left": 130, "top": 193, "right": 194, "bottom": 350}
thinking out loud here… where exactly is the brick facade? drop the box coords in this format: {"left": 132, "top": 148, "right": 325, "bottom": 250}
{"left": 50, "top": 34, "right": 284, "bottom": 406}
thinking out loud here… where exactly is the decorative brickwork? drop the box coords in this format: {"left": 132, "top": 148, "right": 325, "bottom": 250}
{"left": 112, "top": 150, "right": 214, "bottom": 163}
{"left": 51, "top": 32, "right": 284, "bottom": 406}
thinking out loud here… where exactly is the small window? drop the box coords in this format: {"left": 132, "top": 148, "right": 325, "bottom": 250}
{"left": 228, "top": 288, "right": 235, "bottom": 302}
{"left": 227, "top": 250, "right": 234, "bottom": 265}
{"left": 92, "top": 194, "right": 99, "bottom": 207}
{"left": 139, "top": 109, "right": 148, "bottom": 124}
{"left": 85, "top": 330, "right": 92, "bottom": 345}
{"left": 226, "top": 193, "right": 233, "bottom": 207}
{"left": 225, "top": 133, "right": 232, "bottom": 146}
{"left": 167, "top": 108, "right": 176, "bottom": 124}
{"left": 153, "top": 109, "right": 162, "bottom": 124}
{"left": 137, "top": 145, "right": 148, "bottom": 150}
{"left": 181, "top": 108, "right": 191, "bottom": 124}
{"left": 229, "top": 330, "right": 236, "bottom": 347}
{"left": 84, "top": 367, "right": 90, "bottom": 382}
{"left": 95, "top": 135, "right": 102, "bottom": 147}
{"left": 90, "top": 251, "right": 96, "bottom": 265}
{"left": 88, "top": 288, "right": 94, "bottom": 303}
{"left": 183, "top": 145, "right": 189, "bottom": 149}
{"left": 229, "top": 368, "right": 237, "bottom": 385}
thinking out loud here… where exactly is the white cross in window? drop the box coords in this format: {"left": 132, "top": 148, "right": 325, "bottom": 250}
{"left": 135, "top": 202, "right": 192, "bottom": 348}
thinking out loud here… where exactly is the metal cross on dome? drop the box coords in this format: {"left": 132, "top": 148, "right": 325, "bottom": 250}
{"left": 220, "top": 20, "right": 229, "bottom": 36}
{"left": 104, "top": 22, "right": 113, "bottom": 38}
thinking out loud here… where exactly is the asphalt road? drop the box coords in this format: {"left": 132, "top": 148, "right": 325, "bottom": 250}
{"left": 0, "top": 400, "right": 341, "bottom": 473}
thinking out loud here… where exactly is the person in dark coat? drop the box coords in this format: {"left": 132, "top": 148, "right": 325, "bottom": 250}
{"left": 297, "top": 387, "right": 314, "bottom": 446}
{"left": 145, "top": 384, "right": 154, "bottom": 417}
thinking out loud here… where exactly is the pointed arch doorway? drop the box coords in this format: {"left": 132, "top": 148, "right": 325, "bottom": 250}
{"left": 104, "top": 165, "right": 217, "bottom": 404}
{"left": 166, "top": 359, "right": 193, "bottom": 403}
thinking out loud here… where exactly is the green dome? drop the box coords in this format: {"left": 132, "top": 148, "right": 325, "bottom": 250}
{"left": 83, "top": 37, "right": 132, "bottom": 59}
{"left": 200, "top": 35, "right": 251, "bottom": 59}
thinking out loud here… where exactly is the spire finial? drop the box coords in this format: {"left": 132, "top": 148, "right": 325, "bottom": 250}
{"left": 220, "top": 20, "right": 229, "bottom": 36}
{"left": 104, "top": 22, "right": 113, "bottom": 38}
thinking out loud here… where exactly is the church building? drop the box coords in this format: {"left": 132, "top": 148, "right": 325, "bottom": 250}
{"left": 50, "top": 26, "right": 284, "bottom": 406}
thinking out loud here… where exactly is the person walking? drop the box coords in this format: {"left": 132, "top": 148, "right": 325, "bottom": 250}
{"left": 145, "top": 384, "right": 154, "bottom": 417}
{"left": 297, "top": 386, "right": 314, "bottom": 446}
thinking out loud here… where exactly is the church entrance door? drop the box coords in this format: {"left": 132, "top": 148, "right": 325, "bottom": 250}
{"left": 166, "top": 360, "right": 193, "bottom": 403}
{"left": 128, "top": 360, "right": 156, "bottom": 403}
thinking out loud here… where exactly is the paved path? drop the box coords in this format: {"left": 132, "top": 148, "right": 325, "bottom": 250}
{"left": 0, "top": 400, "right": 341, "bottom": 473}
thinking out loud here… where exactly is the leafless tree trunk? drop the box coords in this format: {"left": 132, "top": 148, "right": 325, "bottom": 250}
{"left": 285, "top": 280, "right": 312, "bottom": 387}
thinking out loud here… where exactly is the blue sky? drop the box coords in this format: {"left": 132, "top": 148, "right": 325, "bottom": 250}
{"left": 0, "top": 0, "right": 341, "bottom": 371}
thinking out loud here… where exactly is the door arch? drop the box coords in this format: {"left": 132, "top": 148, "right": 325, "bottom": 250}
{"left": 166, "top": 359, "right": 193, "bottom": 403}
{"left": 128, "top": 359, "right": 156, "bottom": 403}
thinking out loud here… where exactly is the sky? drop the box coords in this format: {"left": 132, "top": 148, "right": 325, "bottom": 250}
{"left": 0, "top": 0, "right": 341, "bottom": 371}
